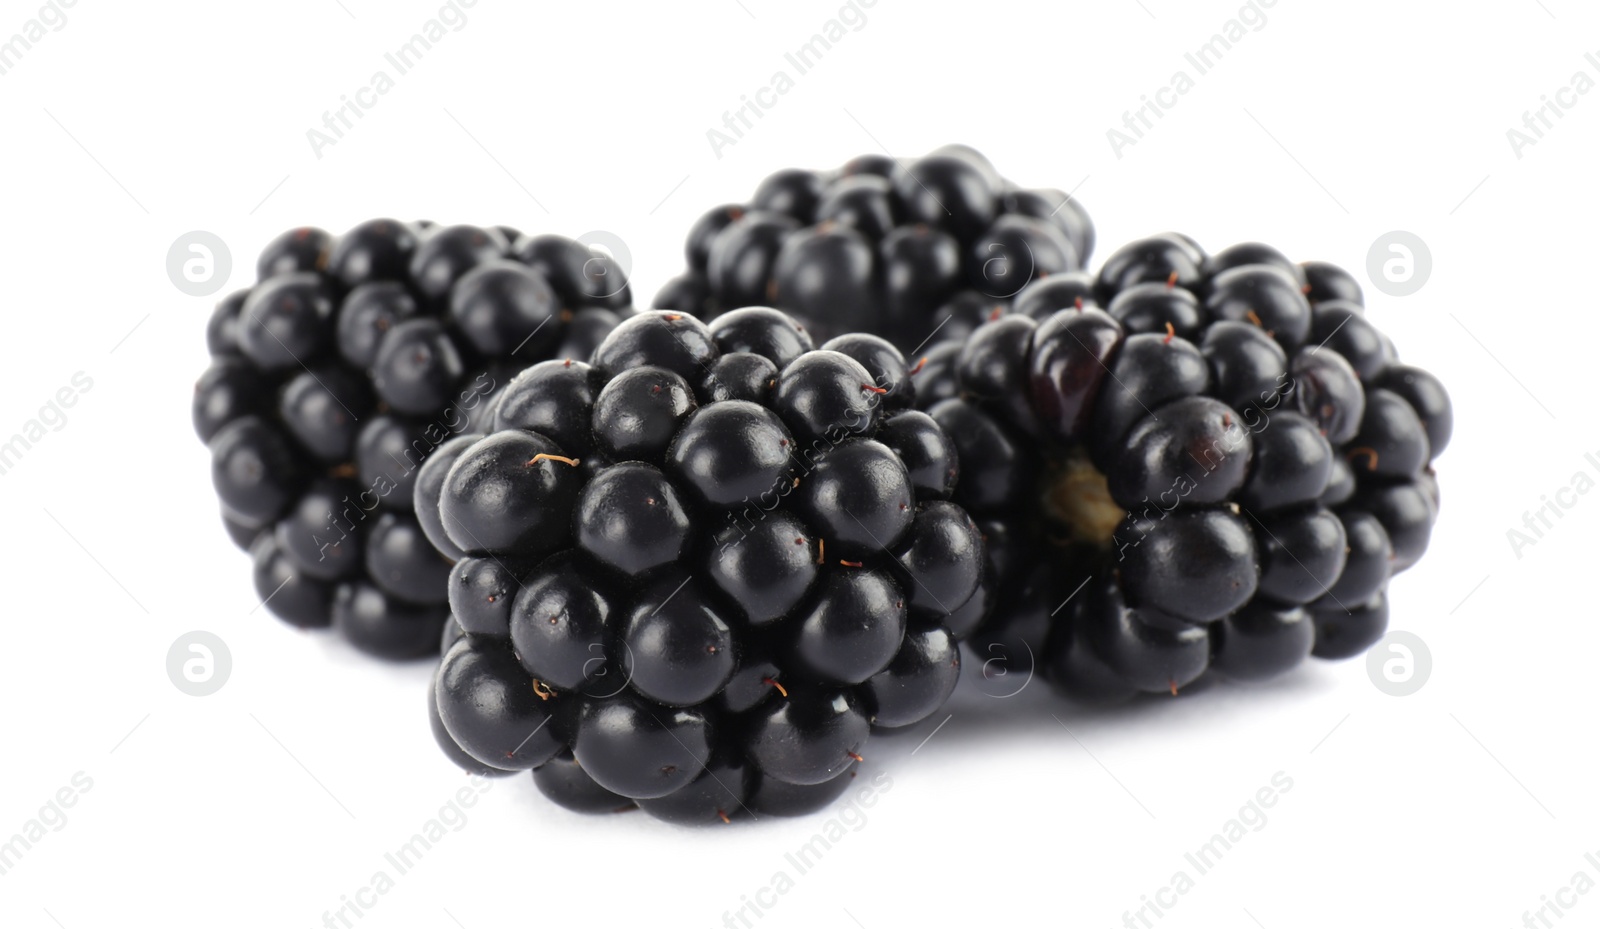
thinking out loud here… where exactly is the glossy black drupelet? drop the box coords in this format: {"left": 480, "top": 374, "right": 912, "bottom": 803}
{"left": 424, "top": 310, "right": 982, "bottom": 822}
{"left": 652, "top": 145, "right": 1094, "bottom": 354}
{"left": 914, "top": 235, "right": 1448, "bottom": 700}
{"left": 196, "top": 220, "right": 631, "bottom": 658}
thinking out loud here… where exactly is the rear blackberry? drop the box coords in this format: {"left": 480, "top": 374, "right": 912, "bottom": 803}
{"left": 654, "top": 145, "right": 1094, "bottom": 354}
{"left": 921, "top": 234, "right": 1449, "bottom": 699}
{"left": 196, "top": 220, "right": 631, "bottom": 659}
{"left": 422, "top": 309, "right": 983, "bottom": 821}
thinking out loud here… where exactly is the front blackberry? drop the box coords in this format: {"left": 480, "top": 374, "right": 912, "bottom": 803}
{"left": 423, "top": 309, "right": 984, "bottom": 821}
{"left": 196, "top": 220, "right": 631, "bottom": 659}
{"left": 921, "top": 235, "right": 1450, "bottom": 700}
{"left": 653, "top": 145, "right": 1094, "bottom": 353}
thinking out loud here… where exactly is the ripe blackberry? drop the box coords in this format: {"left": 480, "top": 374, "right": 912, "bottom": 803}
{"left": 196, "top": 220, "right": 632, "bottom": 658}
{"left": 916, "top": 234, "right": 1448, "bottom": 698}
{"left": 653, "top": 145, "right": 1094, "bottom": 354}
{"left": 423, "top": 310, "right": 982, "bottom": 822}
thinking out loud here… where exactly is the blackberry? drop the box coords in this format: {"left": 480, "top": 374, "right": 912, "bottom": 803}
{"left": 653, "top": 145, "right": 1094, "bottom": 354}
{"left": 914, "top": 235, "right": 1448, "bottom": 699}
{"left": 196, "top": 221, "right": 632, "bottom": 659}
{"left": 423, "top": 310, "right": 982, "bottom": 822}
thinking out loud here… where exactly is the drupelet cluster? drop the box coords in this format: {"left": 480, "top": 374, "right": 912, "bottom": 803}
{"left": 422, "top": 308, "right": 987, "bottom": 821}
{"left": 196, "top": 220, "right": 629, "bottom": 657}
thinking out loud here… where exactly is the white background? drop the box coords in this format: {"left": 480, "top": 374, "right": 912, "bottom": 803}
{"left": 0, "top": 1, "right": 1592, "bottom": 927}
